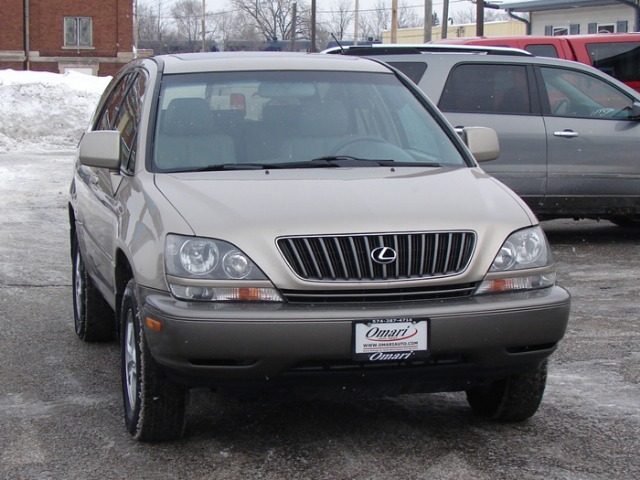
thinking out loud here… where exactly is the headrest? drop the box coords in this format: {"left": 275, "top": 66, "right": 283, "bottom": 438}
{"left": 298, "top": 100, "right": 349, "bottom": 137}
{"left": 163, "top": 98, "right": 211, "bottom": 136}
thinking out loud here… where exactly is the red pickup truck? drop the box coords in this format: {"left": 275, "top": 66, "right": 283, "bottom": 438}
{"left": 435, "top": 34, "right": 640, "bottom": 91}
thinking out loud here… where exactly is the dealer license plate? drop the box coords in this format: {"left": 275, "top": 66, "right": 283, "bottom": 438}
{"left": 353, "top": 318, "right": 429, "bottom": 362}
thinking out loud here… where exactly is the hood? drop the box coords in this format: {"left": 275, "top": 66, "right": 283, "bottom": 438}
{"left": 154, "top": 166, "right": 536, "bottom": 285}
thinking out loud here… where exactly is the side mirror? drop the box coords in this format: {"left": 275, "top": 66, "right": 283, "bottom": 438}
{"left": 78, "top": 130, "right": 121, "bottom": 170}
{"left": 460, "top": 126, "right": 500, "bottom": 162}
{"left": 629, "top": 101, "right": 640, "bottom": 120}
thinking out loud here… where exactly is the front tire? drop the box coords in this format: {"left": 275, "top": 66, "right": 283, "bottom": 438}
{"left": 466, "top": 361, "right": 548, "bottom": 422}
{"left": 610, "top": 216, "right": 640, "bottom": 228}
{"left": 72, "top": 238, "right": 114, "bottom": 342}
{"left": 120, "top": 279, "right": 188, "bottom": 442}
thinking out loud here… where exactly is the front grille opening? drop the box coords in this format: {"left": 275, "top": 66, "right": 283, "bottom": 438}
{"left": 281, "top": 282, "right": 479, "bottom": 304}
{"left": 189, "top": 358, "right": 258, "bottom": 367}
{"left": 278, "top": 231, "right": 476, "bottom": 282}
{"left": 506, "top": 343, "right": 557, "bottom": 354}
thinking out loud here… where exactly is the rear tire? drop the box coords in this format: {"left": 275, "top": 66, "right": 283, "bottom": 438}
{"left": 466, "top": 361, "right": 548, "bottom": 422}
{"left": 72, "top": 238, "right": 114, "bottom": 342}
{"left": 120, "top": 279, "right": 188, "bottom": 442}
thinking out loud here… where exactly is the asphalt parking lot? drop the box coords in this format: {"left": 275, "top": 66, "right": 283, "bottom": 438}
{"left": 1, "top": 152, "right": 639, "bottom": 480}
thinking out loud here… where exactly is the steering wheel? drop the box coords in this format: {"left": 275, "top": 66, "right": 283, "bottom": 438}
{"left": 330, "top": 136, "right": 389, "bottom": 156}
{"left": 552, "top": 99, "right": 570, "bottom": 115}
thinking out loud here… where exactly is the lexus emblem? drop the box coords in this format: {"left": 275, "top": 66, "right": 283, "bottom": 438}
{"left": 371, "top": 246, "right": 397, "bottom": 264}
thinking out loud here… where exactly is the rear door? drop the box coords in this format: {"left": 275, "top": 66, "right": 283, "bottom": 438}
{"left": 536, "top": 65, "right": 640, "bottom": 217}
{"left": 434, "top": 62, "right": 548, "bottom": 209}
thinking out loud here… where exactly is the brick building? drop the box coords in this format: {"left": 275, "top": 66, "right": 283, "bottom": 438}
{"left": 0, "top": 0, "right": 134, "bottom": 76}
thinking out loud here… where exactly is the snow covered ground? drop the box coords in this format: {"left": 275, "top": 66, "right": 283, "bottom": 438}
{"left": 0, "top": 69, "right": 110, "bottom": 153}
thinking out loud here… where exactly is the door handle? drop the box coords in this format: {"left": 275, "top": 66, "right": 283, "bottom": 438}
{"left": 553, "top": 129, "right": 579, "bottom": 138}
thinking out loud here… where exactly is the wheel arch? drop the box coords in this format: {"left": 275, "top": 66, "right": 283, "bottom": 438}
{"left": 115, "top": 248, "right": 134, "bottom": 337}
{"left": 69, "top": 203, "right": 77, "bottom": 259}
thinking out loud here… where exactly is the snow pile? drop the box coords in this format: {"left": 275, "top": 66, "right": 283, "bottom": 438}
{"left": 0, "top": 70, "right": 111, "bottom": 153}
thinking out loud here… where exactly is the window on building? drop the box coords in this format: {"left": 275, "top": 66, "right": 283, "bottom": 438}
{"left": 64, "top": 17, "right": 92, "bottom": 47}
{"left": 544, "top": 24, "right": 579, "bottom": 36}
{"left": 588, "top": 21, "right": 628, "bottom": 34}
{"left": 598, "top": 23, "right": 616, "bottom": 34}
{"left": 553, "top": 26, "right": 569, "bottom": 36}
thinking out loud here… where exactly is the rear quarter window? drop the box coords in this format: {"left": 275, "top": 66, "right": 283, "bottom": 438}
{"left": 525, "top": 44, "right": 560, "bottom": 58}
{"left": 587, "top": 42, "right": 640, "bottom": 85}
{"left": 386, "top": 62, "right": 427, "bottom": 84}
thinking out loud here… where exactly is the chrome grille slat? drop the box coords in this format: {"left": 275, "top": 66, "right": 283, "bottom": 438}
{"left": 278, "top": 231, "right": 476, "bottom": 282}
{"left": 281, "top": 282, "right": 479, "bottom": 304}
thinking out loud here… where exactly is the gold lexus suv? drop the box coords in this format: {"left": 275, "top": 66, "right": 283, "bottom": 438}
{"left": 69, "top": 52, "right": 570, "bottom": 441}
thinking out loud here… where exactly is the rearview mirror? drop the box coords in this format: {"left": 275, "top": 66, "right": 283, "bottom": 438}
{"left": 460, "top": 127, "right": 500, "bottom": 162}
{"left": 78, "top": 130, "right": 121, "bottom": 170}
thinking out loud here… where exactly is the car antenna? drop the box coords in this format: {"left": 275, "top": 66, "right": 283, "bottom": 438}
{"left": 331, "top": 33, "right": 344, "bottom": 53}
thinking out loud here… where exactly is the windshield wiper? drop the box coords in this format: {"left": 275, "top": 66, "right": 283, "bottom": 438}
{"left": 178, "top": 157, "right": 443, "bottom": 172}
{"left": 283, "top": 156, "right": 442, "bottom": 168}
{"left": 187, "top": 163, "right": 277, "bottom": 172}
{"left": 307, "top": 156, "right": 443, "bottom": 168}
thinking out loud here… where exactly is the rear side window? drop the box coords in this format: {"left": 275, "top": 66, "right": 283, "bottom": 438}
{"left": 587, "top": 42, "right": 640, "bottom": 85}
{"left": 387, "top": 62, "right": 428, "bottom": 84}
{"left": 439, "top": 63, "right": 532, "bottom": 115}
{"left": 525, "top": 44, "right": 559, "bottom": 58}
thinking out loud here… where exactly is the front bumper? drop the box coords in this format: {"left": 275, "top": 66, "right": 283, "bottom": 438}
{"left": 140, "top": 285, "right": 570, "bottom": 392}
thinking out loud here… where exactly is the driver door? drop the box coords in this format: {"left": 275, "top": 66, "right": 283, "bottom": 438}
{"left": 538, "top": 66, "right": 640, "bottom": 217}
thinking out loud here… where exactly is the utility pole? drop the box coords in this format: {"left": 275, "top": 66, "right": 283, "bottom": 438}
{"left": 353, "top": 0, "right": 359, "bottom": 45}
{"left": 201, "top": 0, "right": 206, "bottom": 52}
{"left": 391, "top": 0, "right": 398, "bottom": 43}
{"left": 423, "top": 0, "right": 432, "bottom": 42}
{"left": 310, "top": 0, "right": 316, "bottom": 51}
{"left": 476, "top": 0, "right": 484, "bottom": 37}
{"left": 290, "top": 2, "right": 297, "bottom": 51}
{"left": 441, "top": 0, "right": 449, "bottom": 39}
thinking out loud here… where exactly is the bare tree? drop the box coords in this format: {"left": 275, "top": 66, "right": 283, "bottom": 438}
{"left": 171, "top": 0, "right": 218, "bottom": 50}
{"left": 137, "top": 1, "right": 172, "bottom": 43}
{"left": 231, "top": 0, "right": 309, "bottom": 41}
{"left": 212, "top": 9, "right": 261, "bottom": 51}
{"left": 359, "top": 0, "right": 422, "bottom": 42}
{"left": 453, "top": 4, "right": 510, "bottom": 24}
{"left": 325, "top": 0, "right": 355, "bottom": 41}
{"left": 397, "top": 1, "right": 422, "bottom": 29}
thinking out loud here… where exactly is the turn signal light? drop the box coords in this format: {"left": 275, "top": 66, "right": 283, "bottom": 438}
{"left": 145, "top": 317, "right": 163, "bottom": 332}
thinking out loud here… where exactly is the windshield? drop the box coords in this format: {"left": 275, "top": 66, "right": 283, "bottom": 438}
{"left": 152, "top": 70, "right": 467, "bottom": 172}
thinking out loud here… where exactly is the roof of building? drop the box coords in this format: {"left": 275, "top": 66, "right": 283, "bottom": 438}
{"left": 491, "top": 0, "right": 627, "bottom": 12}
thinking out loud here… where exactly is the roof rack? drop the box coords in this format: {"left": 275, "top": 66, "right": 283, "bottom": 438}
{"left": 322, "top": 44, "right": 533, "bottom": 57}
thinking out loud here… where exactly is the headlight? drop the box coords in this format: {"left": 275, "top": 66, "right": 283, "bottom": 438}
{"left": 476, "top": 226, "right": 555, "bottom": 295}
{"left": 165, "top": 234, "right": 283, "bottom": 302}
{"left": 490, "top": 226, "right": 550, "bottom": 272}
{"left": 179, "top": 238, "right": 219, "bottom": 275}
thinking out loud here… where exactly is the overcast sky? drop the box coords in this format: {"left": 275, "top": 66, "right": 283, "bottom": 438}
{"left": 149, "top": 0, "right": 525, "bottom": 18}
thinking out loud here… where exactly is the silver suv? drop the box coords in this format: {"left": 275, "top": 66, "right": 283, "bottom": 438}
{"left": 326, "top": 44, "right": 640, "bottom": 226}
{"left": 69, "top": 52, "right": 570, "bottom": 441}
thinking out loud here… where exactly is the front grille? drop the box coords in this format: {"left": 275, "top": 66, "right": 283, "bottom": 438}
{"left": 277, "top": 231, "right": 476, "bottom": 282}
{"left": 281, "top": 282, "right": 479, "bottom": 304}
